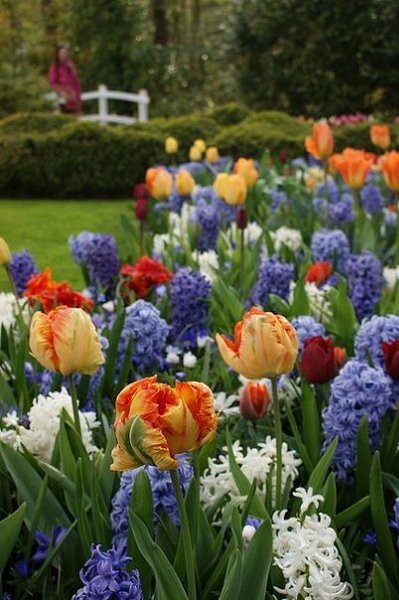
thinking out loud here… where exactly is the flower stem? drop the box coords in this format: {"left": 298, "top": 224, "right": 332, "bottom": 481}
{"left": 240, "top": 226, "right": 245, "bottom": 290}
{"left": 395, "top": 192, "right": 399, "bottom": 264}
{"left": 5, "top": 265, "right": 27, "bottom": 332}
{"left": 67, "top": 374, "right": 82, "bottom": 438}
{"left": 271, "top": 376, "right": 282, "bottom": 510}
{"left": 139, "top": 220, "right": 145, "bottom": 256}
{"left": 170, "top": 469, "right": 197, "bottom": 600}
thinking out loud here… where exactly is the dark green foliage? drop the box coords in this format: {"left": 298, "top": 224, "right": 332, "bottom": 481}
{"left": 208, "top": 103, "right": 252, "bottom": 126}
{"left": 334, "top": 122, "right": 399, "bottom": 152}
{"left": 0, "top": 75, "right": 53, "bottom": 119}
{"left": 0, "top": 112, "right": 73, "bottom": 136}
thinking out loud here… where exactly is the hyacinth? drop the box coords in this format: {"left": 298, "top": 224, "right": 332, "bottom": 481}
{"left": 111, "top": 458, "right": 193, "bottom": 550}
{"left": 273, "top": 487, "right": 353, "bottom": 599}
{"left": 360, "top": 182, "right": 384, "bottom": 215}
{"left": 270, "top": 189, "right": 288, "bottom": 211}
{"left": 311, "top": 229, "right": 350, "bottom": 274}
{"left": 273, "top": 226, "right": 303, "bottom": 254}
{"left": 193, "top": 185, "right": 236, "bottom": 223}
{"left": 169, "top": 188, "right": 184, "bottom": 213}
{"left": 347, "top": 252, "right": 383, "bottom": 321}
{"left": 251, "top": 256, "right": 294, "bottom": 306}
{"left": 195, "top": 198, "right": 220, "bottom": 251}
{"left": 384, "top": 208, "right": 397, "bottom": 228}
{"left": 118, "top": 300, "right": 169, "bottom": 372}
{"left": 201, "top": 437, "right": 301, "bottom": 509}
{"left": 291, "top": 315, "right": 326, "bottom": 351}
{"left": 171, "top": 267, "right": 211, "bottom": 347}
{"left": 72, "top": 544, "right": 143, "bottom": 599}
{"left": 316, "top": 178, "right": 340, "bottom": 203}
{"left": 328, "top": 192, "right": 354, "bottom": 224}
{"left": 9, "top": 250, "right": 38, "bottom": 295}
{"left": 69, "top": 232, "right": 119, "bottom": 299}
{"left": 322, "top": 360, "right": 393, "bottom": 481}
{"left": 0, "top": 292, "right": 27, "bottom": 331}
{"left": 355, "top": 314, "right": 399, "bottom": 368}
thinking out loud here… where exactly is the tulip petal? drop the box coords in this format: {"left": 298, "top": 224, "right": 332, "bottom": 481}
{"left": 29, "top": 311, "right": 59, "bottom": 372}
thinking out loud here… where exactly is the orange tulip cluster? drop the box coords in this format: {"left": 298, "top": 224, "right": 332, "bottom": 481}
{"left": 329, "top": 148, "right": 375, "bottom": 189}
{"left": 24, "top": 268, "right": 93, "bottom": 313}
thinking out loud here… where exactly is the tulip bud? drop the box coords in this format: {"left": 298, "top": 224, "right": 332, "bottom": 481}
{"left": 206, "top": 146, "right": 220, "bottom": 164}
{"left": 0, "top": 237, "right": 11, "bottom": 266}
{"left": 240, "top": 381, "right": 269, "bottom": 421}
{"left": 175, "top": 169, "right": 195, "bottom": 196}
{"left": 233, "top": 158, "right": 258, "bottom": 188}
{"left": 383, "top": 340, "right": 399, "bottom": 379}
{"left": 189, "top": 145, "right": 202, "bottom": 161}
{"left": 165, "top": 136, "right": 178, "bottom": 154}
{"left": 194, "top": 138, "right": 206, "bottom": 153}
{"left": 135, "top": 198, "right": 148, "bottom": 221}
{"left": 300, "top": 336, "right": 338, "bottom": 384}
{"left": 213, "top": 172, "right": 229, "bottom": 198}
{"left": 236, "top": 208, "right": 248, "bottom": 230}
{"left": 333, "top": 346, "right": 347, "bottom": 370}
{"left": 133, "top": 183, "right": 148, "bottom": 200}
{"left": 370, "top": 125, "right": 390, "bottom": 151}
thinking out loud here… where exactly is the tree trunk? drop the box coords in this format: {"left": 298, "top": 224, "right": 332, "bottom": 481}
{"left": 151, "top": 0, "right": 168, "bottom": 45}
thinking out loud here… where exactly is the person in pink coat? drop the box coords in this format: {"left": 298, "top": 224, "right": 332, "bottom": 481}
{"left": 48, "top": 44, "right": 82, "bottom": 114}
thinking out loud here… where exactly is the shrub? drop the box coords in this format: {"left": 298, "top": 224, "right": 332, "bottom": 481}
{"left": 0, "top": 75, "right": 53, "bottom": 119}
{"left": 333, "top": 122, "right": 399, "bottom": 152}
{"left": 208, "top": 103, "right": 252, "bottom": 126}
{"left": 0, "top": 112, "right": 73, "bottom": 136}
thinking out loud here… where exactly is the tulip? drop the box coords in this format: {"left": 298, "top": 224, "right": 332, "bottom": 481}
{"left": 132, "top": 183, "right": 149, "bottom": 200}
{"left": 383, "top": 340, "right": 399, "bottom": 380}
{"left": 194, "top": 138, "right": 206, "bottom": 153}
{"left": 215, "top": 307, "right": 298, "bottom": 379}
{"left": 165, "top": 136, "right": 178, "bottom": 154}
{"left": 233, "top": 158, "right": 258, "bottom": 188}
{"left": 206, "top": 146, "right": 220, "bottom": 164}
{"left": 300, "top": 336, "right": 339, "bottom": 384}
{"left": 305, "top": 261, "right": 332, "bottom": 287}
{"left": 240, "top": 381, "right": 269, "bottom": 421}
{"left": 305, "top": 121, "right": 333, "bottom": 160}
{"left": 189, "top": 145, "right": 202, "bottom": 161}
{"left": 370, "top": 125, "right": 390, "bottom": 150}
{"left": 333, "top": 346, "right": 347, "bottom": 369}
{"left": 145, "top": 167, "right": 173, "bottom": 200}
{"left": 135, "top": 198, "right": 148, "bottom": 221}
{"left": 329, "top": 148, "right": 375, "bottom": 189}
{"left": 379, "top": 151, "right": 399, "bottom": 193}
{"left": 223, "top": 174, "right": 247, "bottom": 205}
{"left": 0, "top": 237, "right": 11, "bottom": 266}
{"left": 110, "top": 375, "right": 217, "bottom": 471}
{"left": 236, "top": 208, "right": 248, "bottom": 230}
{"left": 175, "top": 169, "right": 195, "bottom": 196}
{"left": 213, "top": 172, "right": 229, "bottom": 198}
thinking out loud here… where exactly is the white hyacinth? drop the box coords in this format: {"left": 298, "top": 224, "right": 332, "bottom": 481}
{"left": 272, "top": 487, "right": 353, "bottom": 599}
{"left": 273, "top": 226, "right": 303, "bottom": 254}
{"left": 383, "top": 265, "right": 399, "bottom": 291}
{"left": 289, "top": 282, "right": 332, "bottom": 325}
{"left": 200, "top": 437, "right": 301, "bottom": 509}
{"left": 228, "top": 221, "right": 263, "bottom": 246}
{"left": 0, "top": 292, "right": 28, "bottom": 331}
{"left": 193, "top": 250, "right": 219, "bottom": 282}
{"left": 0, "top": 388, "right": 99, "bottom": 463}
{"left": 213, "top": 391, "right": 240, "bottom": 418}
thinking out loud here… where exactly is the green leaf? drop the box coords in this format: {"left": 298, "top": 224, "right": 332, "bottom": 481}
{"left": 219, "top": 549, "right": 242, "bottom": 600}
{"left": 308, "top": 437, "right": 338, "bottom": 493}
{"left": 284, "top": 400, "right": 313, "bottom": 474}
{"left": 334, "top": 496, "right": 370, "bottom": 530}
{"left": 300, "top": 380, "right": 320, "bottom": 466}
{"left": 289, "top": 279, "right": 310, "bottom": 317}
{"left": 0, "top": 502, "right": 26, "bottom": 572}
{"left": 355, "top": 415, "right": 372, "bottom": 499}
{"left": 129, "top": 511, "right": 189, "bottom": 600}
{"left": 102, "top": 310, "right": 126, "bottom": 396}
{"left": 239, "top": 519, "right": 273, "bottom": 600}
{"left": 321, "top": 473, "right": 336, "bottom": 517}
{"left": 373, "top": 562, "right": 392, "bottom": 600}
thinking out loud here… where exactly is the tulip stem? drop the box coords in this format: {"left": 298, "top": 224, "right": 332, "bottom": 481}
{"left": 5, "top": 265, "right": 27, "bottom": 332}
{"left": 170, "top": 469, "right": 197, "bottom": 600}
{"left": 240, "top": 227, "right": 245, "bottom": 290}
{"left": 139, "top": 220, "right": 145, "bottom": 256}
{"left": 67, "top": 374, "right": 82, "bottom": 438}
{"left": 271, "top": 377, "right": 282, "bottom": 510}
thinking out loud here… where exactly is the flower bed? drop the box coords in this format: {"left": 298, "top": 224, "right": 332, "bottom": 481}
{"left": 1, "top": 123, "right": 399, "bottom": 599}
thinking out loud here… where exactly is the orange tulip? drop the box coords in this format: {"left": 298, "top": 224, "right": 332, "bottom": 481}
{"left": 370, "top": 125, "right": 390, "bottom": 150}
{"left": 240, "top": 381, "right": 270, "bottom": 421}
{"left": 223, "top": 174, "right": 247, "bottom": 205}
{"left": 329, "top": 148, "right": 375, "bottom": 189}
{"left": 233, "top": 158, "right": 258, "bottom": 188}
{"left": 215, "top": 307, "right": 298, "bottom": 379}
{"left": 379, "top": 151, "right": 399, "bottom": 193}
{"left": 145, "top": 167, "right": 173, "bottom": 200}
{"left": 110, "top": 376, "right": 217, "bottom": 471}
{"left": 30, "top": 306, "right": 104, "bottom": 375}
{"left": 175, "top": 169, "right": 195, "bottom": 196}
{"left": 305, "top": 122, "right": 333, "bottom": 160}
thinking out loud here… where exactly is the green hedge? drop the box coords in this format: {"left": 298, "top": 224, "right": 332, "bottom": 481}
{"left": 0, "top": 112, "right": 73, "bottom": 136}
{"left": 208, "top": 103, "right": 253, "bottom": 126}
{"left": 333, "top": 122, "right": 399, "bottom": 152}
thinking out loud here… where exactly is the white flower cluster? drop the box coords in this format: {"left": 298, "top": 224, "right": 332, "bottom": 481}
{"left": 153, "top": 205, "right": 196, "bottom": 256}
{"left": 200, "top": 437, "right": 301, "bottom": 509}
{"left": 213, "top": 391, "right": 240, "bottom": 418}
{"left": 383, "top": 265, "right": 399, "bottom": 291}
{"left": 193, "top": 250, "right": 219, "bottom": 282}
{"left": 273, "top": 487, "right": 353, "bottom": 599}
{"left": 273, "top": 226, "right": 303, "bottom": 254}
{"left": 0, "top": 388, "right": 99, "bottom": 462}
{"left": 290, "top": 282, "right": 332, "bottom": 325}
{"left": 228, "top": 221, "right": 263, "bottom": 246}
{"left": 0, "top": 292, "right": 28, "bottom": 331}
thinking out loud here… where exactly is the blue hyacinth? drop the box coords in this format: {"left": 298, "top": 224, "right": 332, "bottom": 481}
{"left": 251, "top": 256, "right": 294, "bottom": 306}
{"left": 111, "top": 458, "right": 193, "bottom": 551}
{"left": 270, "top": 189, "right": 288, "bottom": 212}
{"left": 355, "top": 315, "right": 399, "bottom": 368}
{"left": 171, "top": 267, "right": 211, "bottom": 347}
{"left": 328, "top": 192, "right": 354, "bottom": 224}
{"left": 195, "top": 199, "right": 220, "bottom": 251}
{"left": 118, "top": 300, "right": 169, "bottom": 373}
{"left": 69, "top": 232, "right": 119, "bottom": 300}
{"left": 360, "top": 183, "right": 384, "bottom": 215}
{"left": 291, "top": 315, "right": 326, "bottom": 351}
{"left": 9, "top": 250, "right": 37, "bottom": 295}
{"left": 322, "top": 360, "right": 393, "bottom": 481}
{"left": 348, "top": 252, "right": 383, "bottom": 322}
{"left": 310, "top": 230, "right": 350, "bottom": 274}
{"left": 72, "top": 544, "right": 143, "bottom": 599}
{"left": 316, "top": 179, "right": 340, "bottom": 204}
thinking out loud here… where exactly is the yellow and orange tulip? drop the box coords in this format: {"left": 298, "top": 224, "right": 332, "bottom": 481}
{"left": 213, "top": 172, "right": 229, "bottom": 198}
{"left": 379, "top": 151, "right": 399, "bottom": 193}
{"left": 305, "top": 122, "right": 333, "bottom": 160}
{"left": 223, "top": 174, "right": 247, "bottom": 205}
{"left": 206, "top": 146, "right": 220, "bottom": 164}
{"left": 329, "top": 147, "right": 375, "bottom": 189}
{"left": 110, "top": 376, "right": 217, "bottom": 471}
{"left": 189, "top": 145, "right": 202, "bottom": 161}
{"left": 0, "top": 237, "right": 11, "bottom": 267}
{"left": 145, "top": 167, "right": 173, "bottom": 200}
{"left": 233, "top": 158, "right": 258, "bottom": 188}
{"left": 175, "top": 169, "right": 195, "bottom": 196}
{"left": 215, "top": 307, "right": 298, "bottom": 379}
{"left": 29, "top": 306, "right": 104, "bottom": 375}
{"left": 370, "top": 125, "right": 390, "bottom": 151}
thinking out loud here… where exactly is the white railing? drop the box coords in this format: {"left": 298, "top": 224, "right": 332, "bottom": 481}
{"left": 45, "top": 84, "right": 150, "bottom": 124}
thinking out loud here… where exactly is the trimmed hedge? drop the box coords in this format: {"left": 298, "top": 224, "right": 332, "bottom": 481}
{"left": 0, "top": 112, "right": 73, "bottom": 136}
{"left": 208, "top": 103, "right": 253, "bottom": 126}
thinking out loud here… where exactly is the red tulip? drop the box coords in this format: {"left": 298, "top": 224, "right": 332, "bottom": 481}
{"left": 383, "top": 340, "right": 399, "bottom": 380}
{"left": 120, "top": 256, "right": 172, "bottom": 299}
{"left": 305, "top": 262, "right": 332, "bottom": 287}
{"left": 300, "top": 336, "right": 339, "bottom": 384}
{"left": 135, "top": 198, "right": 148, "bottom": 221}
{"left": 236, "top": 208, "right": 248, "bottom": 230}
{"left": 133, "top": 183, "right": 149, "bottom": 200}
{"left": 240, "top": 381, "right": 270, "bottom": 421}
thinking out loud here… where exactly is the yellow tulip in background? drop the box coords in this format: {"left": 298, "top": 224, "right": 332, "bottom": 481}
{"left": 145, "top": 167, "right": 173, "bottom": 200}
{"left": 176, "top": 169, "right": 195, "bottom": 196}
{"left": 194, "top": 138, "right": 206, "bottom": 153}
{"left": 206, "top": 146, "right": 220, "bottom": 163}
{"left": 165, "top": 136, "right": 178, "bottom": 154}
{"left": 189, "top": 145, "right": 202, "bottom": 161}
{"left": 223, "top": 174, "right": 247, "bottom": 205}
{"left": 0, "top": 237, "right": 11, "bottom": 266}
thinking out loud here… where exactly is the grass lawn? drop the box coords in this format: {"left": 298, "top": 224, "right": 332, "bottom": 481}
{"left": 0, "top": 199, "right": 132, "bottom": 290}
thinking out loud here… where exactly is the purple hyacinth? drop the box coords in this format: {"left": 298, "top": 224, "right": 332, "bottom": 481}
{"left": 328, "top": 192, "right": 354, "bottom": 224}
{"left": 322, "top": 359, "right": 393, "bottom": 482}
{"left": 117, "top": 300, "right": 169, "bottom": 373}
{"left": 195, "top": 199, "right": 220, "bottom": 251}
{"left": 270, "top": 189, "right": 288, "bottom": 212}
{"left": 316, "top": 179, "right": 340, "bottom": 203}
{"left": 72, "top": 544, "right": 143, "bottom": 599}
{"left": 360, "top": 183, "right": 384, "bottom": 215}
{"left": 171, "top": 267, "right": 211, "bottom": 348}
{"left": 291, "top": 315, "right": 326, "bottom": 352}
{"left": 251, "top": 256, "right": 294, "bottom": 306}
{"left": 348, "top": 252, "right": 383, "bottom": 321}
{"left": 9, "top": 250, "right": 37, "bottom": 295}
{"left": 311, "top": 230, "right": 350, "bottom": 274}
{"left": 69, "top": 232, "right": 119, "bottom": 300}
{"left": 194, "top": 185, "right": 236, "bottom": 224}
{"left": 111, "top": 458, "right": 193, "bottom": 551}
{"left": 169, "top": 188, "right": 185, "bottom": 213}
{"left": 355, "top": 315, "right": 399, "bottom": 367}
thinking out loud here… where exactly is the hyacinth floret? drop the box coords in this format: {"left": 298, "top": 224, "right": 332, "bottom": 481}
{"left": 311, "top": 229, "right": 350, "bottom": 274}
{"left": 322, "top": 360, "right": 393, "bottom": 481}
{"left": 328, "top": 192, "right": 354, "bottom": 224}
{"left": 251, "top": 256, "right": 294, "bottom": 306}
{"left": 194, "top": 198, "right": 220, "bottom": 251}
{"left": 355, "top": 314, "right": 399, "bottom": 367}
{"left": 171, "top": 267, "right": 211, "bottom": 347}
{"left": 360, "top": 183, "right": 384, "bottom": 215}
{"left": 348, "top": 251, "right": 383, "bottom": 321}
{"left": 291, "top": 315, "right": 326, "bottom": 352}
{"left": 9, "top": 250, "right": 38, "bottom": 295}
